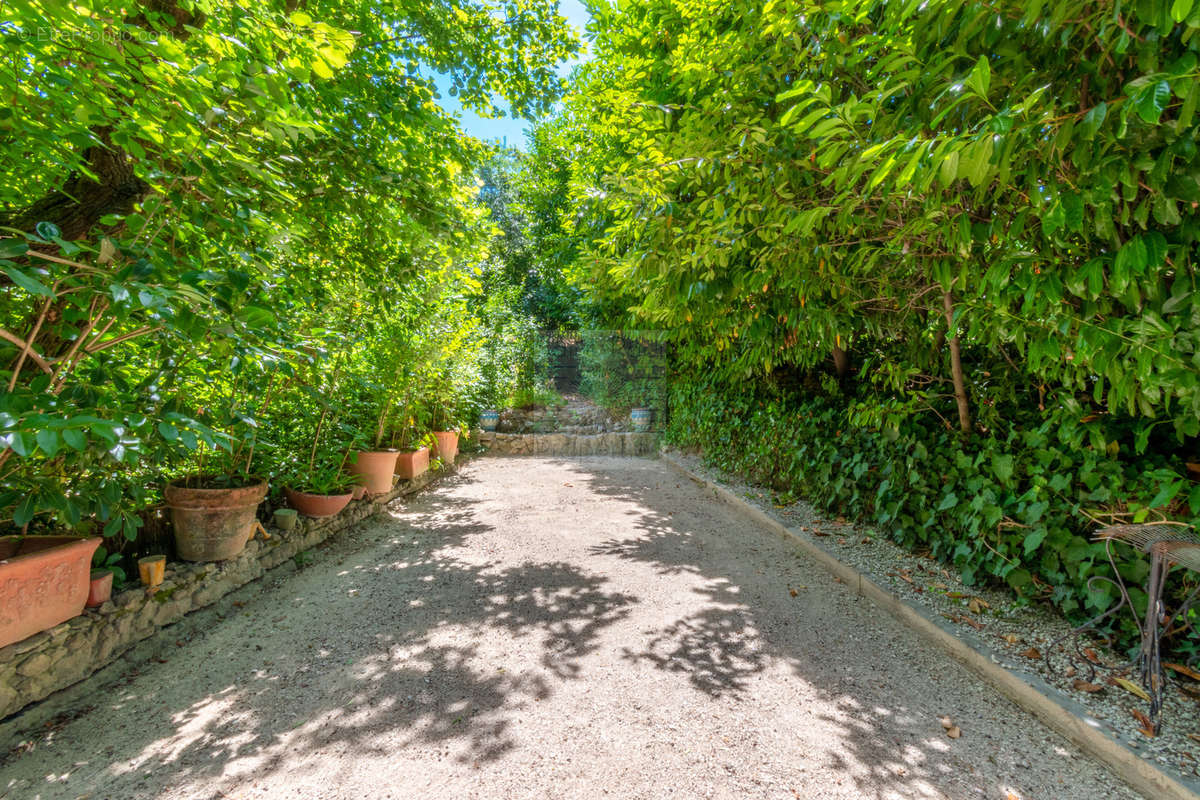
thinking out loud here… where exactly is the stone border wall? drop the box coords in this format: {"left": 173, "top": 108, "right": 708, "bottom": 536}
{"left": 0, "top": 469, "right": 442, "bottom": 721}
{"left": 478, "top": 431, "right": 657, "bottom": 457}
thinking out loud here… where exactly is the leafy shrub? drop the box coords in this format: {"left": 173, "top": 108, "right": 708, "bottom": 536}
{"left": 665, "top": 372, "right": 1200, "bottom": 653}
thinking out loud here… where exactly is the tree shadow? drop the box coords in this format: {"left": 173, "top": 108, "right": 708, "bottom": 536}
{"left": 0, "top": 467, "right": 636, "bottom": 799}
{"left": 562, "top": 457, "right": 1119, "bottom": 800}
{"left": 0, "top": 457, "right": 1130, "bottom": 800}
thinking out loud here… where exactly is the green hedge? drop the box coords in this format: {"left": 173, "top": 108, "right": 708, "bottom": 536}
{"left": 665, "top": 375, "right": 1200, "bottom": 653}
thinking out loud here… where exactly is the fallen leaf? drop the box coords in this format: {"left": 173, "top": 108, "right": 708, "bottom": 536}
{"left": 1020, "top": 647, "right": 1042, "bottom": 660}
{"left": 1003, "top": 633, "right": 1020, "bottom": 645}
{"left": 811, "top": 530, "right": 830, "bottom": 538}
{"left": 1083, "top": 647, "right": 1099, "bottom": 662}
{"left": 1073, "top": 679, "right": 1104, "bottom": 693}
{"left": 931, "top": 583, "right": 950, "bottom": 591}
{"left": 946, "top": 592, "right": 967, "bottom": 599}
{"left": 1065, "top": 666, "right": 1076, "bottom": 678}
{"left": 1113, "top": 677, "right": 1151, "bottom": 702}
{"left": 939, "top": 716, "right": 953, "bottom": 730}
{"left": 959, "top": 614, "right": 984, "bottom": 631}
{"left": 946, "top": 725, "right": 961, "bottom": 739}
{"left": 1166, "top": 662, "right": 1200, "bottom": 682}
{"left": 789, "top": 588, "right": 798, "bottom": 598}
{"left": 1187, "top": 733, "right": 1200, "bottom": 744}
{"left": 968, "top": 598, "right": 982, "bottom": 615}
{"left": 860, "top": 537, "right": 871, "bottom": 544}
{"left": 837, "top": 537, "right": 847, "bottom": 545}
{"left": 1131, "top": 708, "right": 1158, "bottom": 737}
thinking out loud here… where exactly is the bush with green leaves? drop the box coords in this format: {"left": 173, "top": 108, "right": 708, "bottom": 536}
{"left": 0, "top": 1, "right": 577, "bottom": 550}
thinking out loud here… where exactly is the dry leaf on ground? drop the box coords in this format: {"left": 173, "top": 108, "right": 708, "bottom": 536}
{"left": 1073, "top": 679, "right": 1104, "bottom": 693}
{"left": 1112, "top": 677, "right": 1151, "bottom": 702}
{"left": 1166, "top": 662, "right": 1200, "bottom": 682}
{"left": 1019, "top": 647, "right": 1042, "bottom": 660}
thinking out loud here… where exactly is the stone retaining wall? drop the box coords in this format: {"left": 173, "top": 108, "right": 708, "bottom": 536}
{"left": 478, "top": 431, "right": 657, "bottom": 457}
{"left": 0, "top": 469, "right": 441, "bottom": 721}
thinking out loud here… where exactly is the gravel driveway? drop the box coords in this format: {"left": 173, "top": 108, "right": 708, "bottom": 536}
{"left": 0, "top": 457, "right": 1140, "bottom": 799}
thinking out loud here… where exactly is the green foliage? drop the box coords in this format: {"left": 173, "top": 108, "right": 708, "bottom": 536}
{"left": 665, "top": 374, "right": 1195, "bottom": 636}
{"left": 565, "top": 0, "right": 1200, "bottom": 436}
{"left": 578, "top": 331, "right": 669, "bottom": 414}
{"left": 0, "top": 1, "right": 577, "bottom": 538}
{"left": 507, "top": 383, "right": 566, "bottom": 410}
{"left": 549, "top": 0, "right": 1200, "bottom": 649}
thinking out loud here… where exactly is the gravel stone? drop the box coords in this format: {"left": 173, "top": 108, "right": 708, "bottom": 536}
{"left": 0, "top": 457, "right": 1144, "bottom": 799}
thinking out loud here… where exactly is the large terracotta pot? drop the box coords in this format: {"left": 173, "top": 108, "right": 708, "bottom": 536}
{"left": 165, "top": 477, "right": 268, "bottom": 562}
{"left": 395, "top": 446, "right": 430, "bottom": 480}
{"left": 432, "top": 431, "right": 459, "bottom": 464}
{"left": 284, "top": 487, "right": 353, "bottom": 518}
{"left": 0, "top": 536, "right": 101, "bottom": 649}
{"left": 348, "top": 449, "right": 400, "bottom": 494}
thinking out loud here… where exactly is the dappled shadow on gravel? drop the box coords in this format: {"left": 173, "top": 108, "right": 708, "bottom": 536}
{"left": 572, "top": 459, "right": 1098, "bottom": 800}
{"left": 1, "top": 459, "right": 1129, "bottom": 800}
{"left": 0, "top": 468, "right": 636, "bottom": 799}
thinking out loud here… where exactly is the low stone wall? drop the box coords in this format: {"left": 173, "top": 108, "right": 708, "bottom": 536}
{"left": 478, "top": 431, "right": 657, "bottom": 457}
{"left": 0, "top": 469, "right": 441, "bottom": 721}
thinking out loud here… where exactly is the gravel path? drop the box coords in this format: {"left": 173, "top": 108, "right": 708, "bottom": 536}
{"left": 0, "top": 457, "right": 1141, "bottom": 799}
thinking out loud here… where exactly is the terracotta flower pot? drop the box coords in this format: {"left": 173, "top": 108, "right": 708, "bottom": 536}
{"left": 0, "top": 536, "right": 101, "bottom": 649}
{"left": 86, "top": 569, "right": 113, "bottom": 607}
{"left": 395, "top": 446, "right": 430, "bottom": 479}
{"left": 432, "top": 431, "right": 459, "bottom": 464}
{"left": 138, "top": 555, "right": 166, "bottom": 588}
{"left": 348, "top": 449, "right": 400, "bottom": 495}
{"left": 284, "top": 487, "right": 353, "bottom": 518}
{"left": 165, "top": 476, "right": 268, "bottom": 562}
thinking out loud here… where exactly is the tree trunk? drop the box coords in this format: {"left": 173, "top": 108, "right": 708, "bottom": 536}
{"left": 942, "top": 290, "right": 971, "bottom": 434}
{"left": 4, "top": 128, "right": 148, "bottom": 242}
{"left": 832, "top": 340, "right": 849, "bottom": 382}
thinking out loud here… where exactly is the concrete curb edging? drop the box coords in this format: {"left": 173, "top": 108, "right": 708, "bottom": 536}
{"left": 0, "top": 463, "right": 460, "bottom": 722}
{"left": 660, "top": 451, "right": 1198, "bottom": 800}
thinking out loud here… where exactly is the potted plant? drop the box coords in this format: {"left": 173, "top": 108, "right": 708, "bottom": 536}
{"left": 631, "top": 407, "right": 653, "bottom": 432}
{"left": 389, "top": 416, "right": 431, "bottom": 480}
{"left": 347, "top": 448, "right": 399, "bottom": 495}
{"left": 87, "top": 546, "right": 126, "bottom": 607}
{"left": 163, "top": 392, "right": 272, "bottom": 563}
{"left": 166, "top": 473, "right": 269, "bottom": 561}
{"left": 427, "top": 396, "right": 463, "bottom": 465}
{"left": 282, "top": 456, "right": 357, "bottom": 518}
{"left": 480, "top": 410, "right": 500, "bottom": 432}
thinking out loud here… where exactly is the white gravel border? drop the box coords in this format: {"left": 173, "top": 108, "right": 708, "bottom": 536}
{"left": 660, "top": 449, "right": 1200, "bottom": 800}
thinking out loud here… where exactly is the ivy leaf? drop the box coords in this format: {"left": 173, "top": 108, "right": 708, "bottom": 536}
{"left": 1114, "top": 236, "right": 1149, "bottom": 277}
{"left": 991, "top": 453, "right": 1014, "bottom": 483}
{"left": 937, "top": 492, "right": 959, "bottom": 511}
{"left": 1023, "top": 528, "right": 1047, "bottom": 555}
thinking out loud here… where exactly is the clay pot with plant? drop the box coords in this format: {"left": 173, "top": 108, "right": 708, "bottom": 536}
{"left": 162, "top": 370, "right": 284, "bottom": 562}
